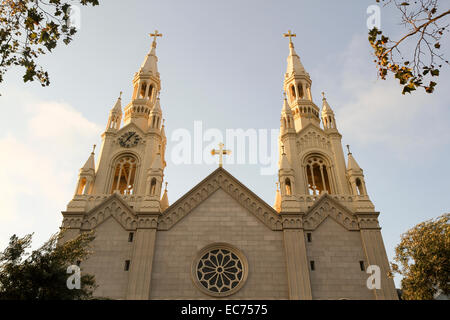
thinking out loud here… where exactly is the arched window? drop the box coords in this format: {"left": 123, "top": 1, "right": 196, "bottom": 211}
{"left": 150, "top": 178, "right": 157, "bottom": 195}
{"left": 285, "top": 178, "right": 292, "bottom": 196}
{"left": 356, "top": 178, "right": 363, "bottom": 195}
{"left": 77, "top": 177, "right": 87, "bottom": 195}
{"left": 110, "top": 155, "right": 137, "bottom": 195}
{"left": 148, "top": 85, "right": 154, "bottom": 100}
{"left": 298, "top": 84, "right": 304, "bottom": 99}
{"left": 290, "top": 85, "right": 296, "bottom": 101}
{"left": 305, "top": 155, "right": 332, "bottom": 195}
{"left": 140, "top": 83, "right": 147, "bottom": 98}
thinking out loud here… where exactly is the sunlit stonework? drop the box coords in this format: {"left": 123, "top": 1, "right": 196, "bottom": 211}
{"left": 60, "top": 31, "right": 398, "bottom": 300}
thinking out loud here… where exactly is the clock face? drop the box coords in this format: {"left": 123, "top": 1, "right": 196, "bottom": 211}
{"left": 118, "top": 131, "right": 141, "bottom": 148}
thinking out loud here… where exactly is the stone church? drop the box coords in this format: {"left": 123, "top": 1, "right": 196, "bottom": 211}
{"left": 60, "top": 32, "right": 398, "bottom": 300}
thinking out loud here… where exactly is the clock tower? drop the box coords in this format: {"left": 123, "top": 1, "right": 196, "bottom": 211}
{"left": 61, "top": 33, "right": 169, "bottom": 299}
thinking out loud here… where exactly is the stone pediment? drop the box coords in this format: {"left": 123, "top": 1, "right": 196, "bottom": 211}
{"left": 303, "top": 193, "right": 359, "bottom": 231}
{"left": 81, "top": 193, "right": 137, "bottom": 231}
{"left": 158, "top": 167, "right": 282, "bottom": 231}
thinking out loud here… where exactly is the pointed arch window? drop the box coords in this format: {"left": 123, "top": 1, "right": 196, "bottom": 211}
{"left": 305, "top": 155, "right": 332, "bottom": 195}
{"left": 110, "top": 155, "right": 137, "bottom": 195}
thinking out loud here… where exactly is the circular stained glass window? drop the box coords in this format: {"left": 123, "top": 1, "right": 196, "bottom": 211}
{"left": 192, "top": 243, "right": 248, "bottom": 297}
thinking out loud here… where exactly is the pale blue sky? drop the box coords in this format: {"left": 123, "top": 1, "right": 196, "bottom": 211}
{"left": 1, "top": 1, "right": 449, "bottom": 288}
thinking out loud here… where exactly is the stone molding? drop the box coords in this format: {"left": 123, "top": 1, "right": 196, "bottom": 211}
{"left": 158, "top": 168, "right": 283, "bottom": 231}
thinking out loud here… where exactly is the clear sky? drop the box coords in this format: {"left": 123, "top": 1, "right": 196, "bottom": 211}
{"left": 0, "top": 0, "right": 449, "bottom": 287}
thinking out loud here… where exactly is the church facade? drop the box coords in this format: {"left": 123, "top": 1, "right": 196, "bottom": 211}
{"left": 60, "top": 32, "right": 398, "bottom": 300}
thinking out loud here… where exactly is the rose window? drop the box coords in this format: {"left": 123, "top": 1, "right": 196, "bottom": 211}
{"left": 192, "top": 244, "right": 248, "bottom": 297}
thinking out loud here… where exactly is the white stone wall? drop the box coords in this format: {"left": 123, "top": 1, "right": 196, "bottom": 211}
{"left": 305, "top": 217, "right": 374, "bottom": 300}
{"left": 81, "top": 218, "right": 133, "bottom": 299}
{"left": 150, "top": 189, "right": 289, "bottom": 299}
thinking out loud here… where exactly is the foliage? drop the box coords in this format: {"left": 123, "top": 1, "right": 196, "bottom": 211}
{"left": 0, "top": 0, "right": 99, "bottom": 87}
{"left": 369, "top": 0, "right": 449, "bottom": 94}
{"left": 391, "top": 213, "right": 450, "bottom": 300}
{"left": 0, "top": 230, "right": 96, "bottom": 300}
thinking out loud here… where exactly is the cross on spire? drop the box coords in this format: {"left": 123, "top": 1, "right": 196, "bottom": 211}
{"left": 211, "top": 143, "right": 231, "bottom": 167}
{"left": 283, "top": 30, "right": 296, "bottom": 45}
{"left": 149, "top": 30, "right": 163, "bottom": 47}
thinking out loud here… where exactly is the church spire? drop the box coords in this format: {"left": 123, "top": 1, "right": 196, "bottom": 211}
{"left": 283, "top": 30, "right": 307, "bottom": 77}
{"left": 160, "top": 182, "right": 169, "bottom": 211}
{"left": 346, "top": 145, "right": 362, "bottom": 172}
{"left": 346, "top": 145, "right": 368, "bottom": 196}
{"left": 75, "top": 145, "right": 96, "bottom": 196}
{"left": 274, "top": 182, "right": 281, "bottom": 213}
{"left": 281, "top": 92, "right": 295, "bottom": 135}
{"left": 106, "top": 92, "right": 122, "bottom": 131}
{"left": 321, "top": 92, "right": 338, "bottom": 131}
{"left": 125, "top": 32, "right": 163, "bottom": 131}
{"left": 282, "top": 30, "right": 319, "bottom": 132}
{"left": 139, "top": 30, "right": 162, "bottom": 75}
{"left": 81, "top": 145, "right": 96, "bottom": 172}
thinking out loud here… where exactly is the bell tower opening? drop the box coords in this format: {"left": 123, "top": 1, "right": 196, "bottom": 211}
{"left": 110, "top": 155, "right": 138, "bottom": 195}
{"left": 305, "top": 155, "right": 332, "bottom": 195}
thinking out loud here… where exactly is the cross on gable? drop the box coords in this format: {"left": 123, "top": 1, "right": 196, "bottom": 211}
{"left": 211, "top": 143, "right": 231, "bottom": 167}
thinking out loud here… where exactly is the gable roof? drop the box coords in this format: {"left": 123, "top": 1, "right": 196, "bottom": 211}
{"left": 158, "top": 167, "right": 282, "bottom": 231}
{"left": 303, "top": 193, "right": 359, "bottom": 231}
{"left": 81, "top": 193, "right": 138, "bottom": 231}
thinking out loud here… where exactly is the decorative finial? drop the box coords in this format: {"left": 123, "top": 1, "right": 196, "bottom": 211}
{"left": 276, "top": 182, "right": 279, "bottom": 191}
{"left": 283, "top": 91, "right": 287, "bottom": 100}
{"left": 321, "top": 91, "right": 326, "bottom": 100}
{"left": 92, "top": 144, "right": 96, "bottom": 154}
{"left": 149, "top": 30, "right": 163, "bottom": 48}
{"left": 283, "top": 30, "right": 296, "bottom": 47}
{"left": 119, "top": 91, "right": 122, "bottom": 99}
{"left": 162, "top": 118, "right": 165, "bottom": 126}
{"left": 346, "top": 144, "right": 351, "bottom": 155}
{"left": 165, "top": 182, "right": 168, "bottom": 191}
